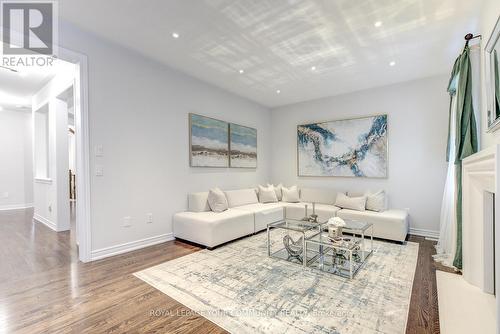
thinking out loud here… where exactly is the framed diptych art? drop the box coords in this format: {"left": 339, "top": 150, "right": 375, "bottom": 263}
{"left": 229, "top": 123, "right": 257, "bottom": 168}
{"left": 189, "top": 113, "right": 229, "bottom": 167}
{"left": 189, "top": 113, "right": 257, "bottom": 169}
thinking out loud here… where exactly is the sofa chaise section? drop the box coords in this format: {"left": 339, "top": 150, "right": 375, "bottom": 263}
{"left": 337, "top": 209, "right": 409, "bottom": 242}
{"left": 173, "top": 210, "right": 254, "bottom": 248}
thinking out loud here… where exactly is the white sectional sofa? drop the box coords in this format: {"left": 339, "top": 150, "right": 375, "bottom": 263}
{"left": 173, "top": 187, "right": 409, "bottom": 248}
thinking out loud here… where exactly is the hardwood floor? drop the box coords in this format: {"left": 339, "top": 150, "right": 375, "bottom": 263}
{"left": 0, "top": 208, "right": 446, "bottom": 333}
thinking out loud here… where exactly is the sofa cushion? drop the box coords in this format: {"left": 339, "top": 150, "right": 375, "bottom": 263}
{"left": 173, "top": 209, "right": 254, "bottom": 247}
{"left": 282, "top": 185, "right": 300, "bottom": 202}
{"left": 283, "top": 202, "right": 311, "bottom": 220}
{"left": 337, "top": 209, "right": 409, "bottom": 242}
{"left": 300, "top": 188, "right": 338, "bottom": 205}
{"left": 225, "top": 188, "right": 259, "bottom": 208}
{"left": 348, "top": 190, "right": 387, "bottom": 212}
{"left": 269, "top": 183, "right": 283, "bottom": 201}
{"left": 234, "top": 202, "right": 284, "bottom": 232}
{"left": 335, "top": 193, "right": 366, "bottom": 211}
{"left": 366, "top": 190, "right": 386, "bottom": 212}
{"left": 258, "top": 185, "right": 278, "bottom": 203}
{"left": 208, "top": 188, "right": 229, "bottom": 212}
{"left": 188, "top": 192, "right": 210, "bottom": 212}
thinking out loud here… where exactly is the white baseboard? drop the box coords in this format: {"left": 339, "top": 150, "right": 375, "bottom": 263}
{"left": 91, "top": 233, "right": 174, "bottom": 261}
{"left": 410, "top": 227, "right": 439, "bottom": 240}
{"left": 0, "top": 203, "right": 33, "bottom": 211}
{"left": 33, "top": 214, "right": 57, "bottom": 231}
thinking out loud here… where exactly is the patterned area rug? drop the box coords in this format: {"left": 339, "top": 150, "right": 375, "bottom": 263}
{"left": 135, "top": 232, "right": 418, "bottom": 334}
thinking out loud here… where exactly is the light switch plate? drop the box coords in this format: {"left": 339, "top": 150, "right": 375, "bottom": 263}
{"left": 146, "top": 213, "right": 153, "bottom": 224}
{"left": 95, "top": 165, "right": 103, "bottom": 176}
{"left": 95, "top": 145, "right": 104, "bottom": 157}
{"left": 123, "top": 216, "right": 132, "bottom": 227}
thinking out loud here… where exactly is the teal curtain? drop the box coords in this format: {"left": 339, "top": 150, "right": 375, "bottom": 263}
{"left": 494, "top": 50, "right": 500, "bottom": 118}
{"left": 446, "top": 46, "right": 478, "bottom": 269}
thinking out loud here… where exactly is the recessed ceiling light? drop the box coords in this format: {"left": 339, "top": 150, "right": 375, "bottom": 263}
{"left": 172, "top": 32, "right": 180, "bottom": 39}
{"left": 0, "top": 106, "right": 3, "bottom": 111}
{"left": 374, "top": 21, "right": 383, "bottom": 28}
{"left": 239, "top": 69, "right": 244, "bottom": 74}
{"left": 276, "top": 90, "right": 281, "bottom": 94}
{"left": 389, "top": 61, "right": 396, "bottom": 66}
{"left": 311, "top": 66, "right": 316, "bottom": 71}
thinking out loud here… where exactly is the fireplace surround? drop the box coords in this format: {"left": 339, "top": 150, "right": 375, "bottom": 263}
{"left": 461, "top": 145, "right": 499, "bottom": 299}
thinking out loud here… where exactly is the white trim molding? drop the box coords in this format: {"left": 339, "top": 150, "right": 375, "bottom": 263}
{"left": 33, "top": 214, "right": 57, "bottom": 231}
{"left": 0, "top": 203, "right": 34, "bottom": 211}
{"left": 409, "top": 227, "right": 439, "bottom": 240}
{"left": 34, "top": 178, "right": 53, "bottom": 185}
{"left": 91, "top": 233, "right": 174, "bottom": 261}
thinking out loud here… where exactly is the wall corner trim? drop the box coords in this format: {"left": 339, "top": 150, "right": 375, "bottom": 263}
{"left": 91, "top": 233, "right": 174, "bottom": 261}
{"left": 0, "top": 203, "right": 34, "bottom": 211}
{"left": 409, "top": 227, "right": 439, "bottom": 240}
{"left": 33, "top": 214, "right": 57, "bottom": 231}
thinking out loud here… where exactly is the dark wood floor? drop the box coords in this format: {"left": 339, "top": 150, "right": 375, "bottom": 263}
{"left": 0, "top": 208, "right": 449, "bottom": 333}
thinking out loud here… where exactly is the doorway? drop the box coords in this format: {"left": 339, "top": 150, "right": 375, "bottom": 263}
{"left": 0, "top": 38, "right": 91, "bottom": 262}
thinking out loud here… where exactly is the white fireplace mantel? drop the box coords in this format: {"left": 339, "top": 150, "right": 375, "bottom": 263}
{"left": 461, "top": 144, "right": 500, "bottom": 333}
{"left": 462, "top": 145, "right": 497, "bottom": 293}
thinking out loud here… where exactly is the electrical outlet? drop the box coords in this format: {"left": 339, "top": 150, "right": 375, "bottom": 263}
{"left": 48, "top": 205, "right": 52, "bottom": 212}
{"left": 146, "top": 213, "right": 153, "bottom": 224}
{"left": 123, "top": 216, "right": 132, "bottom": 227}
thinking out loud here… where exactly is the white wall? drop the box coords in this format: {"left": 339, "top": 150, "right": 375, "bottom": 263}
{"left": 480, "top": 1, "right": 500, "bottom": 148}
{"left": 32, "top": 70, "right": 74, "bottom": 232}
{"left": 0, "top": 109, "right": 33, "bottom": 210}
{"left": 59, "top": 23, "right": 272, "bottom": 253}
{"left": 270, "top": 75, "right": 450, "bottom": 235}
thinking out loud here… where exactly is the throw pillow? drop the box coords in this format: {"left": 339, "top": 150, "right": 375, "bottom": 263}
{"left": 282, "top": 185, "right": 300, "bottom": 203}
{"left": 366, "top": 190, "right": 386, "bottom": 212}
{"left": 259, "top": 185, "right": 278, "bottom": 203}
{"left": 335, "top": 193, "right": 366, "bottom": 211}
{"left": 268, "top": 183, "right": 283, "bottom": 201}
{"left": 207, "top": 187, "right": 228, "bottom": 212}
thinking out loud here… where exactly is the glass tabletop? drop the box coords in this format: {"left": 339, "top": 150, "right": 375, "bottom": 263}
{"left": 336, "top": 219, "right": 372, "bottom": 232}
{"left": 307, "top": 231, "right": 361, "bottom": 251}
{"left": 268, "top": 219, "right": 325, "bottom": 232}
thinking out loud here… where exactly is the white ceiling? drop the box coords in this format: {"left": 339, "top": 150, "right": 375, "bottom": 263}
{"left": 59, "top": 0, "right": 482, "bottom": 107}
{"left": 0, "top": 44, "right": 75, "bottom": 110}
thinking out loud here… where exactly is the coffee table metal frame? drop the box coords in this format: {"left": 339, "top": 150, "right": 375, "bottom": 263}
{"left": 305, "top": 220, "right": 374, "bottom": 279}
{"left": 266, "top": 219, "right": 325, "bottom": 267}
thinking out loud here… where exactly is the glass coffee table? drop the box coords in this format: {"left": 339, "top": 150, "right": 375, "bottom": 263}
{"left": 305, "top": 220, "right": 374, "bottom": 279}
{"left": 267, "top": 219, "right": 325, "bottom": 267}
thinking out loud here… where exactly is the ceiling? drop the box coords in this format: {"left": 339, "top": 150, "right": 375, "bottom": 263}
{"left": 59, "top": 0, "right": 482, "bottom": 107}
{"left": 0, "top": 45, "right": 75, "bottom": 111}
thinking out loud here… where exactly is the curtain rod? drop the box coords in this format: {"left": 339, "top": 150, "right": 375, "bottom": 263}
{"left": 464, "top": 33, "right": 482, "bottom": 47}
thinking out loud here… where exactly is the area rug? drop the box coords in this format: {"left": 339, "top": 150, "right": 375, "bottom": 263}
{"left": 134, "top": 232, "right": 418, "bottom": 334}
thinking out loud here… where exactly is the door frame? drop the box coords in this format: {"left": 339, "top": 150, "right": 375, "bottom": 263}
{"left": 59, "top": 47, "right": 91, "bottom": 263}
{"left": 3, "top": 29, "right": 92, "bottom": 262}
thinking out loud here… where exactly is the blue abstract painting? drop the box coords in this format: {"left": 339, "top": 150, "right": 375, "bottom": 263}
{"left": 190, "top": 114, "right": 229, "bottom": 167}
{"left": 298, "top": 115, "right": 388, "bottom": 177}
{"left": 230, "top": 124, "right": 257, "bottom": 168}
